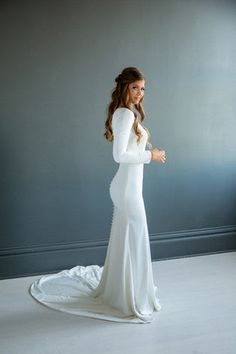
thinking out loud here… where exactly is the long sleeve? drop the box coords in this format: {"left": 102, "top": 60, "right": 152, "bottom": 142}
{"left": 112, "top": 108, "right": 152, "bottom": 164}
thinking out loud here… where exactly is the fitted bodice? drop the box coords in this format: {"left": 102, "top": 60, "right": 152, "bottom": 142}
{"left": 111, "top": 107, "right": 152, "bottom": 165}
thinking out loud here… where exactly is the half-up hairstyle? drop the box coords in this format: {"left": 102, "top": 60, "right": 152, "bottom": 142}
{"left": 104, "top": 67, "right": 151, "bottom": 146}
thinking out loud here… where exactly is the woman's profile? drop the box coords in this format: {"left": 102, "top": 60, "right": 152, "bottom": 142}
{"left": 29, "top": 66, "right": 166, "bottom": 324}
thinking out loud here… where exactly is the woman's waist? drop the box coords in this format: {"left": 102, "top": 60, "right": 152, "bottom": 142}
{"left": 117, "top": 162, "right": 144, "bottom": 171}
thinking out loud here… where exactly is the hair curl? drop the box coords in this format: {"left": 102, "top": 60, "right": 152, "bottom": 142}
{"left": 104, "top": 67, "right": 151, "bottom": 146}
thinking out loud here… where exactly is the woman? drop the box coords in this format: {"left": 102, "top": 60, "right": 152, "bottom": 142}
{"left": 29, "top": 67, "right": 166, "bottom": 324}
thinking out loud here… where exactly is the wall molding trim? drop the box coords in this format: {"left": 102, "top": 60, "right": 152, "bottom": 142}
{"left": 1, "top": 224, "right": 236, "bottom": 279}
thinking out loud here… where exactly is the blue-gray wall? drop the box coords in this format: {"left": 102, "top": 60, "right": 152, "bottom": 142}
{"left": 1, "top": 0, "right": 236, "bottom": 279}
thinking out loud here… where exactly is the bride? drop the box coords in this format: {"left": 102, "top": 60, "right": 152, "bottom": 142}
{"left": 29, "top": 66, "right": 166, "bottom": 324}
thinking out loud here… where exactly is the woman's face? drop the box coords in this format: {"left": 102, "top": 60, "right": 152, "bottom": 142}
{"left": 128, "top": 80, "right": 145, "bottom": 106}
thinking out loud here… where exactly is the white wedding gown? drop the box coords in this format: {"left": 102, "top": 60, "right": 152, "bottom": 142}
{"left": 29, "top": 107, "right": 162, "bottom": 324}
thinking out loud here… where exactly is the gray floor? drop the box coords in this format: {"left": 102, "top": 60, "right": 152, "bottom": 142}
{"left": 1, "top": 251, "right": 236, "bottom": 354}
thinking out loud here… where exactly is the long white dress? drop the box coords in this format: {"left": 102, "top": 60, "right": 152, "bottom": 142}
{"left": 29, "top": 107, "right": 162, "bottom": 324}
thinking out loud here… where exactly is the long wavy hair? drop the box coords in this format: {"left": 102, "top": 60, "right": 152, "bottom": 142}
{"left": 104, "top": 67, "right": 152, "bottom": 148}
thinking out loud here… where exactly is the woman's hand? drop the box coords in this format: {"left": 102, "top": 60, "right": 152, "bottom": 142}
{"left": 151, "top": 148, "right": 166, "bottom": 164}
